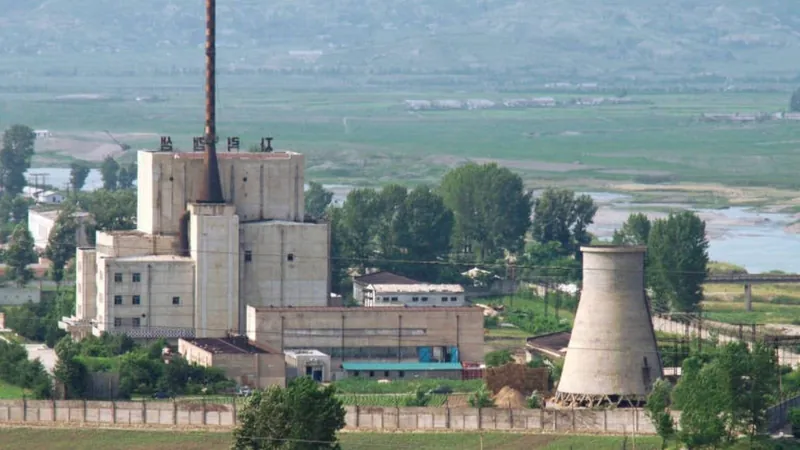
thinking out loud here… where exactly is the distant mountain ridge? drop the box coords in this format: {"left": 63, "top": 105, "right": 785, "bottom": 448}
{"left": 2, "top": 0, "right": 800, "bottom": 79}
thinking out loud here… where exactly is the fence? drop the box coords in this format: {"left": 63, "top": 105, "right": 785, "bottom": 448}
{"left": 0, "top": 398, "right": 655, "bottom": 434}
{"left": 766, "top": 395, "right": 800, "bottom": 433}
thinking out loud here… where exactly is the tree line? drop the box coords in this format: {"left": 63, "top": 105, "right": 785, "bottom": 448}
{"left": 310, "top": 162, "right": 710, "bottom": 314}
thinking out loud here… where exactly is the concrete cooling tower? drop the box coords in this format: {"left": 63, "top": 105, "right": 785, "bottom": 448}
{"left": 554, "top": 245, "right": 662, "bottom": 408}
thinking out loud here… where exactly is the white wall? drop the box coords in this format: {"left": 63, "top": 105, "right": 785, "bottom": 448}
{"left": 239, "top": 221, "right": 329, "bottom": 320}
{"left": 364, "top": 291, "right": 465, "bottom": 307}
{"left": 190, "top": 203, "right": 239, "bottom": 338}
{"left": 75, "top": 248, "right": 97, "bottom": 320}
{"left": 28, "top": 211, "right": 55, "bottom": 250}
{"left": 95, "top": 257, "right": 195, "bottom": 338}
{"left": 138, "top": 151, "right": 306, "bottom": 235}
{"left": 0, "top": 287, "right": 41, "bottom": 306}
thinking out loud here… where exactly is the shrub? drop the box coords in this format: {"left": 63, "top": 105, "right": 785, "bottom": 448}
{"left": 789, "top": 407, "right": 800, "bottom": 438}
{"left": 527, "top": 391, "right": 541, "bottom": 408}
{"left": 468, "top": 386, "right": 495, "bottom": 408}
{"left": 485, "top": 350, "right": 514, "bottom": 368}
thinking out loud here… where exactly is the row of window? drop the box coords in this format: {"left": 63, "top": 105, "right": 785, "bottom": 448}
{"left": 113, "top": 295, "right": 181, "bottom": 306}
{"left": 352, "top": 370, "right": 406, "bottom": 378}
{"left": 379, "top": 296, "right": 459, "bottom": 303}
{"left": 243, "top": 251, "right": 295, "bottom": 263}
{"left": 114, "top": 318, "right": 141, "bottom": 328}
{"left": 114, "top": 273, "right": 141, "bottom": 283}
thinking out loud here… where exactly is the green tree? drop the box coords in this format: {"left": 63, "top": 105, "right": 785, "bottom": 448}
{"left": 69, "top": 162, "right": 91, "bottom": 193}
{"left": 612, "top": 212, "right": 651, "bottom": 246}
{"left": 336, "top": 188, "right": 382, "bottom": 272}
{"left": 440, "top": 163, "right": 532, "bottom": 261}
{"left": 100, "top": 156, "right": 120, "bottom": 191}
{"left": 485, "top": 349, "right": 513, "bottom": 367}
{"left": 647, "top": 211, "right": 709, "bottom": 312}
{"left": 645, "top": 379, "right": 675, "bottom": 449}
{"left": 6, "top": 224, "right": 37, "bottom": 286}
{"left": 45, "top": 205, "right": 79, "bottom": 286}
{"left": 386, "top": 186, "right": 454, "bottom": 281}
{"left": 791, "top": 87, "right": 800, "bottom": 113}
{"left": 232, "top": 376, "right": 346, "bottom": 450}
{"left": 53, "top": 336, "right": 88, "bottom": 399}
{"left": 672, "top": 356, "right": 728, "bottom": 449}
{"left": 83, "top": 189, "right": 137, "bottom": 231}
{"left": 530, "top": 188, "right": 597, "bottom": 259}
{"left": 117, "top": 163, "right": 137, "bottom": 190}
{"left": 305, "top": 181, "right": 334, "bottom": 220}
{"left": 0, "top": 125, "right": 36, "bottom": 196}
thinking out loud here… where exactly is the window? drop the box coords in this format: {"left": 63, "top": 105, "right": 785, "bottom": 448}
{"left": 132, "top": 273, "right": 141, "bottom": 283}
{"left": 113, "top": 318, "right": 122, "bottom": 327}
{"left": 114, "top": 295, "right": 123, "bottom": 305}
{"left": 412, "top": 297, "right": 419, "bottom": 302}
{"left": 132, "top": 318, "right": 140, "bottom": 328}
{"left": 287, "top": 253, "right": 294, "bottom": 262}
{"left": 450, "top": 297, "right": 458, "bottom": 302}
{"left": 132, "top": 295, "right": 141, "bottom": 305}
{"left": 421, "top": 297, "right": 428, "bottom": 302}
{"left": 383, "top": 371, "right": 390, "bottom": 378}
{"left": 382, "top": 297, "right": 390, "bottom": 302}
{"left": 353, "top": 371, "right": 360, "bottom": 377}
{"left": 172, "top": 296, "right": 181, "bottom": 306}
{"left": 441, "top": 296, "right": 448, "bottom": 302}
{"left": 390, "top": 297, "right": 398, "bottom": 302}
{"left": 244, "top": 251, "right": 252, "bottom": 262}
{"left": 399, "top": 371, "right": 405, "bottom": 378}
{"left": 368, "top": 371, "right": 375, "bottom": 377}
{"left": 114, "top": 273, "right": 122, "bottom": 283}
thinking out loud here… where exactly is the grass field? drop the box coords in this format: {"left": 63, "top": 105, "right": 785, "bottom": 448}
{"left": 0, "top": 380, "right": 25, "bottom": 400}
{"left": 0, "top": 428, "right": 664, "bottom": 450}
{"left": 2, "top": 73, "right": 799, "bottom": 189}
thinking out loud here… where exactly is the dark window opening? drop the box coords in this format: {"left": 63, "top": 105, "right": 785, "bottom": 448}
{"left": 287, "top": 253, "right": 295, "bottom": 262}
{"left": 132, "top": 295, "right": 141, "bottom": 305}
{"left": 384, "top": 371, "right": 390, "bottom": 378}
{"left": 398, "top": 371, "right": 405, "bottom": 378}
{"left": 114, "top": 273, "right": 122, "bottom": 283}
{"left": 113, "top": 318, "right": 121, "bottom": 327}
{"left": 132, "top": 273, "right": 141, "bottom": 283}
{"left": 369, "top": 371, "right": 375, "bottom": 377}
{"left": 244, "top": 251, "right": 252, "bottom": 262}
{"left": 114, "top": 295, "right": 123, "bottom": 305}
{"left": 132, "top": 318, "right": 140, "bottom": 328}
{"left": 353, "top": 371, "right": 360, "bottom": 377}
{"left": 412, "top": 297, "right": 419, "bottom": 302}
{"left": 172, "top": 296, "right": 181, "bottom": 305}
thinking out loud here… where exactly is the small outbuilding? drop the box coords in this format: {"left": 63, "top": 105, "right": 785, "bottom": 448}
{"left": 284, "top": 349, "right": 332, "bottom": 382}
{"left": 178, "top": 337, "right": 286, "bottom": 389}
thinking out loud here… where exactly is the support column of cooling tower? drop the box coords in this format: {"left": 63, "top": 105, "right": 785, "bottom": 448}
{"left": 554, "top": 245, "right": 662, "bottom": 408}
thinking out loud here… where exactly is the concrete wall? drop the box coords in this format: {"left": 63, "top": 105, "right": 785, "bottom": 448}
{"left": 0, "top": 400, "right": 655, "bottom": 434}
{"left": 0, "top": 399, "right": 236, "bottom": 427}
{"left": 95, "top": 231, "right": 178, "bottom": 259}
{"left": 179, "top": 340, "right": 286, "bottom": 389}
{"left": 138, "top": 151, "right": 305, "bottom": 236}
{"left": 239, "top": 221, "right": 329, "bottom": 317}
{"left": 95, "top": 257, "right": 195, "bottom": 338}
{"left": 247, "top": 306, "right": 485, "bottom": 365}
{"left": 0, "top": 287, "right": 41, "bottom": 306}
{"left": 27, "top": 210, "right": 55, "bottom": 250}
{"left": 190, "top": 203, "right": 239, "bottom": 338}
{"left": 76, "top": 248, "right": 97, "bottom": 321}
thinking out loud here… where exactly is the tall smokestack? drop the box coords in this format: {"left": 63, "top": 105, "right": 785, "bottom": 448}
{"left": 197, "top": 0, "right": 224, "bottom": 203}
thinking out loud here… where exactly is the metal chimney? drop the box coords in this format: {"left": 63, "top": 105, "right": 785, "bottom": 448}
{"left": 197, "top": 0, "right": 224, "bottom": 204}
{"left": 554, "top": 245, "right": 662, "bottom": 408}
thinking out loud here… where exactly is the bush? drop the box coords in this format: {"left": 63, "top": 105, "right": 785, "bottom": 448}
{"left": 527, "top": 391, "right": 541, "bottom": 408}
{"left": 485, "top": 349, "right": 514, "bottom": 368}
{"left": 483, "top": 315, "right": 499, "bottom": 329}
{"left": 790, "top": 408, "right": 800, "bottom": 438}
{"left": 468, "top": 385, "right": 495, "bottom": 408}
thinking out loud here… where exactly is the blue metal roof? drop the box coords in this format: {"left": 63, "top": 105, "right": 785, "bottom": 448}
{"left": 342, "top": 362, "right": 463, "bottom": 371}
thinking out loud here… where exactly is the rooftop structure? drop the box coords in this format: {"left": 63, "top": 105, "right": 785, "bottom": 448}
{"left": 554, "top": 246, "right": 662, "bottom": 408}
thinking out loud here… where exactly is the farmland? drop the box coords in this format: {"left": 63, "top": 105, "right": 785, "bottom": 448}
{"left": 0, "top": 428, "right": 664, "bottom": 450}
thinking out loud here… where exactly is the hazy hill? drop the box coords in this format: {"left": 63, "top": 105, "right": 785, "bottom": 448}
{"left": 2, "top": 0, "right": 800, "bottom": 79}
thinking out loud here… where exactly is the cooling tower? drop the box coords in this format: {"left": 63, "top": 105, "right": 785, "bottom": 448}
{"left": 554, "top": 245, "right": 662, "bottom": 408}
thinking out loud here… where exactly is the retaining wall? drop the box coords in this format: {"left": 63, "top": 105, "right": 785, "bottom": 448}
{"left": 0, "top": 398, "right": 654, "bottom": 434}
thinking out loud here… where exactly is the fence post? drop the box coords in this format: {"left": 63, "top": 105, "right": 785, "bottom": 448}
{"left": 604, "top": 408, "right": 607, "bottom": 432}
{"left": 82, "top": 399, "right": 87, "bottom": 423}
{"left": 142, "top": 399, "right": 146, "bottom": 425}
{"left": 202, "top": 399, "right": 207, "bottom": 425}
{"left": 354, "top": 405, "right": 360, "bottom": 428}
{"left": 539, "top": 407, "right": 544, "bottom": 431}
{"left": 172, "top": 398, "right": 177, "bottom": 425}
{"left": 22, "top": 396, "right": 26, "bottom": 422}
{"left": 446, "top": 405, "right": 450, "bottom": 430}
{"left": 478, "top": 407, "right": 482, "bottom": 430}
{"left": 231, "top": 397, "right": 237, "bottom": 426}
{"left": 571, "top": 406, "right": 576, "bottom": 431}
{"left": 111, "top": 399, "right": 116, "bottom": 424}
{"left": 52, "top": 398, "right": 57, "bottom": 422}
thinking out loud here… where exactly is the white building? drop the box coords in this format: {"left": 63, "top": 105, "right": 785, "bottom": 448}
{"left": 28, "top": 208, "right": 92, "bottom": 251}
{"left": 363, "top": 284, "right": 466, "bottom": 307}
{"left": 22, "top": 187, "right": 65, "bottom": 205}
{"left": 60, "top": 149, "right": 331, "bottom": 340}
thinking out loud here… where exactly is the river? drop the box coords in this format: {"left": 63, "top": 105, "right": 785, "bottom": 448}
{"left": 27, "top": 169, "right": 798, "bottom": 273}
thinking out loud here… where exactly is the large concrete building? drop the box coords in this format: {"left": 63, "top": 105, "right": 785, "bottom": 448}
{"left": 60, "top": 150, "right": 330, "bottom": 340}
{"left": 246, "top": 305, "right": 484, "bottom": 380}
